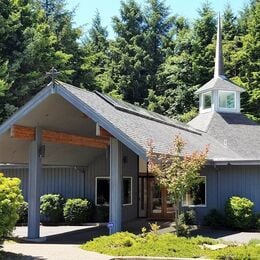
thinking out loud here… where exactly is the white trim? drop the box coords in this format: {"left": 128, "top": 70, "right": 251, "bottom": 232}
{"left": 95, "top": 176, "right": 133, "bottom": 206}
{"left": 123, "top": 177, "right": 133, "bottom": 206}
{"left": 182, "top": 176, "right": 207, "bottom": 208}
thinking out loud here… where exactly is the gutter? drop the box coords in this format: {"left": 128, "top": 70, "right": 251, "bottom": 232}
{"left": 209, "top": 159, "right": 260, "bottom": 166}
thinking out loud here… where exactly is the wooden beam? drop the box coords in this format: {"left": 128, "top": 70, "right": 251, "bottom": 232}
{"left": 100, "top": 127, "right": 113, "bottom": 138}
{"left": 10, "top": 125, "right": 109, "bottom": 149}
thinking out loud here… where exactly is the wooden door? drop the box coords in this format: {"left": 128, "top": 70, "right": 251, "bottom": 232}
{"left": 148, "top": 178, "right": 175, "bottom": 219}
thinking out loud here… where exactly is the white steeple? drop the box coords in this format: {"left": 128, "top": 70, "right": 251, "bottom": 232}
{"left": 195, "top": 14, "right": 245, "bottom": 115}
{"left": 214, "top": 13, "right": 225, "bottom": 78}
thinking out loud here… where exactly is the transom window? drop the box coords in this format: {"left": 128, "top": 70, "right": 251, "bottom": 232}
{"left": 182, "top": 176, "right": 206, "bottom": 207}
{"left": 219, "top": 91, "right": 235, "bottom": 109}
{"left": 202, "top": 92, "right": 212, "bottom": 110}
{"left": 95, "top": 177, "right": 132, "bottom": 206}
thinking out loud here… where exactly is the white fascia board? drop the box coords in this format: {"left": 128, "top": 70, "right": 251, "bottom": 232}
{"left": 55, "top": 85, "right": 147, "bottom": 160}
{"left": 0, "top": 82, "right": 55, "bottom": 135}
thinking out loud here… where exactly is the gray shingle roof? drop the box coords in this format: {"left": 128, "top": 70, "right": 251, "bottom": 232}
{"left": 195, "top": 76, "right": 245, "bottom": 94}
{"left": 58, "top": 81, "right": 241, "bottom": 161}
{"left": 188, "top": 112, "right": 260, "bottom": 160}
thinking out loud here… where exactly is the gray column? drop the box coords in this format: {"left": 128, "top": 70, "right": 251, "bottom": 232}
{"left": 28, "top": 127, "right": 42, "bottom": 239}
{"left": 109, "top": 138, "right": 122, "bottom": 234}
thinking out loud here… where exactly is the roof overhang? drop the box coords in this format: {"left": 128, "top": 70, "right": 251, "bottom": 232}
{"left": 0, "top": 81, "right": 146, "bottom": 165}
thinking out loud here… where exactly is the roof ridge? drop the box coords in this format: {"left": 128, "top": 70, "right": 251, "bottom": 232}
{"left": 94, "top": 91, "right": 202, "bottom": 136}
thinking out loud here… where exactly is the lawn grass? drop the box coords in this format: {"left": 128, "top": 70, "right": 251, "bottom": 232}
{"left": 81, "top": 232, "right": 260, "bottom": 259}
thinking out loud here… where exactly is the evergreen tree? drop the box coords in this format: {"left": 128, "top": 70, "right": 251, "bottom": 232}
{"left": 80, "top": 11, "right": 110, "bottom": 91}
{"left": 108, "top": 0, "right": 149, "bottom": 103}
{"left": 192, "top": 2, "right": 216, "bottom": 85}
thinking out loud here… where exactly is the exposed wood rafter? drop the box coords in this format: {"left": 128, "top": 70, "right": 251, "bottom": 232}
{"left": 10, "top": 125, "right": 109, "bottom": 149}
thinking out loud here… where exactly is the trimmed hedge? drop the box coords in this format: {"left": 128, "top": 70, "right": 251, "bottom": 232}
{"left": 64, "top": 198, "right": 92, "bottom": 224}
{"left": 225, "top": 196, "right": 254, "bottom": 229}
{"left": 40, "top": 194, "right": 64, "bottom": 224}
{"left": 0, "top": 173, "right": 24, "bottom": 243}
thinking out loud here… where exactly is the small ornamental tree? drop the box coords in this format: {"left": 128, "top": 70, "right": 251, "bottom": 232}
{"left": 147, "top": 135, "right": 208, "bottom": 236}
{"left": 0, "top": 173, "right": 24, "bottom": 243}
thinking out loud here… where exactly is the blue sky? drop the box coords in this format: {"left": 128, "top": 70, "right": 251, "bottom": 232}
{"left": 66, "top": 0, "right": 249, "bottom": 37}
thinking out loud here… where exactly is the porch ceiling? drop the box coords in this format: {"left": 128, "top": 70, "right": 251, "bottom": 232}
{"left": 0, "top": 94, "right": 106, "bottom": 166}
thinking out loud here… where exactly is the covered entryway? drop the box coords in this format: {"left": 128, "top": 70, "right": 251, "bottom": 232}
{"left": 0, "top": 81, "right": 144, "bottom": 239}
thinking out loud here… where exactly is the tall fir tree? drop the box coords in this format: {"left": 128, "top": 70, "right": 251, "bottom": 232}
{"left": 79, "top": 11, "right": 110, "bottom": 91}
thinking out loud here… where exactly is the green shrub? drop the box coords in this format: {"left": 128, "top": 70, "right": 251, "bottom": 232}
{"left": 64, "top": 198, "right": 92, "bottom": 224}
{"left": 0, "top": 173, "right": 24, "bottom": 243}
{"left": 204, "top": 209, "right": 224, "bottom": 227}
{"left": 40, "top": 194, "right": 64, "bottom": 224}
{"left": 177, "top": 213, "right": 190, "bottom": 237}
{"left": 183, "top": 209, "right": 196, "bottom": 225}
{"left": 17, "top": 201, "right": 28, "bottom": 224}
{"left": 225, "top": 196, "right": 254, "bottom": 229}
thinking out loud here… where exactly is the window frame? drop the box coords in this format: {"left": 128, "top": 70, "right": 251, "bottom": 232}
{"left": 95, "top": 176, "right": 133, "bottom": 206}
{"left": 182, "top": 176, "right": 207, "bottom": 208}
{"left": 202, "top": 91, "right": 212, "bottom": 111}
{"left": 218, "top": 90, "right": 236, "bottom": 109}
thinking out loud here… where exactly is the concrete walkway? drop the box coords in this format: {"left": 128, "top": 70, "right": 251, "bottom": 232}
{"left": 2, "top": 242, "right": 111, "bottom": 260}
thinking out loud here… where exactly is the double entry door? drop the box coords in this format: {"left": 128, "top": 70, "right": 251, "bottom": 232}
{"left": 148, "top": 178, "right": 175, "bottom": 219}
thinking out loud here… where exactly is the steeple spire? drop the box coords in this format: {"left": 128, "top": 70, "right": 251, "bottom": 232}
{"left": 214, "top": 13, "right": 225, "bottom": 78}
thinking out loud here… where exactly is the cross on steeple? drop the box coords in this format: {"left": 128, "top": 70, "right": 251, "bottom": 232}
{"left": 46, "top": 67, "right": 60, "bottom": 82}
{"left": 214, "top": 13, "right": 225, "bottom": 78}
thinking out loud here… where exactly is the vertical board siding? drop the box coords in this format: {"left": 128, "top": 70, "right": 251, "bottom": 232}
{"left": 194, "top": 165, "right": 260, "bottom": 222}
{"left": 0, "top": 167, "right": 86, "bottom": 200}
{"left": 218, "top": 165, "right": 260, "bottom": 212}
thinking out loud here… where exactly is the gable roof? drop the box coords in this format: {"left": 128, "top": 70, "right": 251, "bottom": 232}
{"left": 56, "top": 81, "right": 242, "bottom": 161}
{"left": 0, "top": 80, "right": 243, "bottom": 163}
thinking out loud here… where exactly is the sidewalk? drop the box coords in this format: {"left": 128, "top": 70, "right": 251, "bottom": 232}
{"left": 2, "top": 242, "right": 111, "bottom": 260}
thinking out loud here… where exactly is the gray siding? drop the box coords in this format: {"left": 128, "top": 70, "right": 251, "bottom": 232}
{"left": 193, "top": 165, "right": 260, "bottom": 223}
{"left": 0, "top": 166, "right": 86, "bottom": 201}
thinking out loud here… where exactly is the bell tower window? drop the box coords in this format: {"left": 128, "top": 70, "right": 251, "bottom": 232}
{"left": 219, "top": 91, "right": 235, "bottom": 109}
{"left": 202, "top": 92, "right": 212, "bottom": 110}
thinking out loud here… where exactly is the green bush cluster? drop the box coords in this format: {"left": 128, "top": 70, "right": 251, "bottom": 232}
{"left": 64, "top": 198, "right": 92, "bottom": 224}
{"left": 0, "top": 173, "right": 24, "bottom": 243}
{"left": 225, "top": 196, "right": 254, "bottom": 229}
{"left": 19, "top": 194, "right": 93, "bottom": 225}
{"left": 40, "top": 194, "right": 65, "bottom": 224}
{"left": 204, "top": 196, "right": 259, "bottom": 230}
{"left": 82, "top": 231, "right": 260, "bottom": 259}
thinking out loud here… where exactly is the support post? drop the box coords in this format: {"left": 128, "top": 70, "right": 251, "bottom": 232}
{"left": 109, "top": 138, "right": 122, "bottom": 234}
{"left": 28, "top": 127, "right": 42, "bottom": 239}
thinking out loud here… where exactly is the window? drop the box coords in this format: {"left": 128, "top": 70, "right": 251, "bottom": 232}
{"left": 95, "top": 177, "right": 132, "bottom": 206}
{"left": 219, "top": 91, "right": 235, "bottom": 109}
{"left": 96, "top": 178, "right": 109, "bottom": 206}
{"left": 123, "top": 177, "right": 132, "bottom": 205}
{"left": 202, "top": 92, "right": 212, "bottom": 109}
{"left": 182, "top": 177, "right": 206, "bottom": 207}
